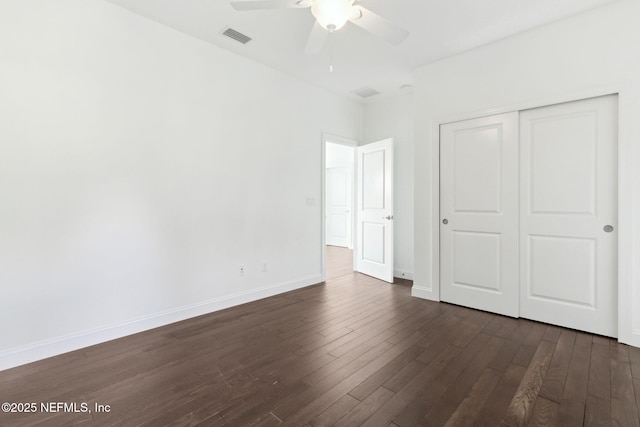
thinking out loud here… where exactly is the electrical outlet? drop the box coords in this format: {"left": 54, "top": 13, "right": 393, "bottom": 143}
{"left": 239, "top": 266, "right": 245, "bottom": 277}
{"left": 262, "top": 262, "right": 268, "bottom": 272}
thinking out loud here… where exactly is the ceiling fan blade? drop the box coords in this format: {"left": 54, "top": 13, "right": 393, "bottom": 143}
{"left": 230, "top": 0, "right": 310, "bottom": 11}
{"left": 349, "top": 5, "right": 409, "bottom": 45}
{"left": 304, "top": 21, "right": 329, "bottom": 55}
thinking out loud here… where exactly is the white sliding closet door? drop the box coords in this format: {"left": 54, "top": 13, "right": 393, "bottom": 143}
{"left": 439, "top": 95, "right": 618, "bottom": 336}
{"left": 440, "top": 113, "right": 519, "bottom": 317}
{"left": 519, "top": 95, "right": 618, "bottom": 337}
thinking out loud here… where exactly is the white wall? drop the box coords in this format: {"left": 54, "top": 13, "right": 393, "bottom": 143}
{"left": 412, "top": 0, "right": 640, "bottom": 346}
{"left": 364, "top": 93, "right": 414, "bottom": 280}
{"left": 0, "top": 0, "right": 362, "bottom": 370}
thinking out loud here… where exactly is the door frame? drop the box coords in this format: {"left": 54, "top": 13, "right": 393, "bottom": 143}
{"left": 326, "top": 165, "right": 353, "bottom": 248}
{"left": 321, "top": 133, "right": 358, "bottom": 282}
{"left": 420, "top": 86, "right": 636, "bottom": 345}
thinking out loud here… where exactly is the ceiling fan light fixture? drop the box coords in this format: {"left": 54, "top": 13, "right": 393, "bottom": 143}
{"left": 311, "top": 0, "right": 353, "bottom": 32}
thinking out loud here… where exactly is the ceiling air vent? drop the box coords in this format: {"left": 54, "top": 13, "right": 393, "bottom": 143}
{"left": 221, "top": 27, "right": 252, "bottom": 45}
{"left": 351, "top": 87, "right": 380, "bottom": 98}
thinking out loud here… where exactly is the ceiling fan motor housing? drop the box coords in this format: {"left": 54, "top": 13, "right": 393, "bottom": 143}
{"left": 311, "top": 0, "right": 354, "bottom": 31}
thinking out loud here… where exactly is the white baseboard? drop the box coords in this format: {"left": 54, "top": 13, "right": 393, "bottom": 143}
{"left": 622, "top": 329, "right": 640, "bottom": 348}
{"left": 394, "top": 269, "right": 414, "bottom": 280}
{"left": 411, "top": 284, "right": 438, "bottom": 301}
{"left": 0, "top": 275, "right": 322, "bottom": 372}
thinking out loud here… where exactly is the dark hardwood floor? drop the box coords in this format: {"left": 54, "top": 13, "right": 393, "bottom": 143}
{"left": 1, "top": 246, "right": 639, "bottom": 426}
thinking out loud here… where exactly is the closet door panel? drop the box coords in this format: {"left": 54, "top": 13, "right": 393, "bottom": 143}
{"left": 519, "top": 95, "right": 618, "bottom": 337}
{"left": 440, "top": 112, "right": 519, "bottom": 317}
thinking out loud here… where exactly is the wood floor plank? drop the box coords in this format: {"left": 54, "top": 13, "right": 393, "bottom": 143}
{"left": 612, "top": 398, "right": 640, "bottom": 427}
{"left": 539, "top": 330, "right": 576, "bottom": 403}
{"left": 333, "top": 386, "right": 395, "bottom": 427}
{"left": 630, "top": 346, "right": 640, "bottom": 379}
{"left": 417, "top": 336, "right": 506, "bottom": 426}
{"left": 501, "top": 340, "right": 556, "bottom": 426}
{"left": 634, "top": 378, "right": 640, "bottom": 426}
{"left": 482, "top": 314, "right": 509, "bottom": 336}
{"left": 490, "top": 341, "right": 522, "bottom": 373}
{"left": 575, "top": 332, "right": 594, "bottom": 349}
{"left": 389, "top": 333, "right": 498, "bottom": 425}
{"left": 473, "top": 363, "right": 528, "bottom": 427}
{"left": 493, "top": 317, "right": 520, "bottom": 339}
{"left": 512, "top": 345, "right": 537, "bottom": 368}
{"left": 448, "top": 309, "right": 495, "bottom": 348}
{"left": 593, "top": 335, "right": 612, "bottom": 346}
{"left": 588, "top": 342, "right": 612, "bottom": 400}
{"left": 271, "top": 342, "right": 394, "bottom": 422}
{"left": 219, "top": 381, "right": 311, "bottom": 425}
{"left": 555, "top": 336, "right": 592, "bottom": 427}
{"left": 610, "top": 349, "right": 640, "bottom": 427}
{"left": 542, "top": 325, "right": 563, "bottom": 344}
{"left": 278, "top": 343, "right": 406, "bottom": 425}
{"left": 383, "top": 359, "right": 427, "bottom": 393}
{"left": 443, "top": 368, "right": 502, "bottom": 426}
{"left": 523, "top": 322, "right": 547, "bottom": 347}
{"left": 1, "top": 246, "right": 639, "bottom": 427}
{"left": 489, "top": 321, "right": 534, "bottom": 374}
{"left": 385, "top": 309, "right": 444, "bottom": 345}
{"left": 307, "top": 393, "right": 360, "bottom": 427}
{"left": 611, "top": 349, "right": 634, "bottom": 403}
{"left": 563, "top": 339, "right": 592, "bottom": 403}
{"left": 302, "top": 338, "right": 394, "bottom": 385}
{"left": 348, "top": 343, "right": 425, "bottom": 401}
{"left": 556, "top": 399, "right": 586, "bottom": 427}
{"left": 359, "top": 344, "right": 462, "bottom": 426}
{"left": 526, "top": 396, "right": 559, "bottom": 427}
{"left": 584, "top": 395, "right": 611, "bottom": 427}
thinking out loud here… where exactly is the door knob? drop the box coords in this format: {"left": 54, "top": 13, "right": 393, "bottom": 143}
{"left": 383, "top": 215, "right": 394, "bottom": 220}
{"left": 442, "top": 219, "right": 448, "bottom": 224}
{"left": 604, "top": 225, "right": 614, "bottom": 233}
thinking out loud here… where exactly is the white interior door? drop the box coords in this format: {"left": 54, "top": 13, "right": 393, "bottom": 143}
{"left": 519, "top": 95, "right": 618, "bottom": 337}
{"left": 326, "top": 166, "right": 352, "bottom": 247}
{"left": 356, "top": 139, "right": 394, "bottom": 283}
{"left": 440, "top": 113, "right": 519, "bottom": 316}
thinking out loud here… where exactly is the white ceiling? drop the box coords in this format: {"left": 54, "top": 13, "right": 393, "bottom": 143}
{"left": 105, "top": 0, "right": 619, "bottom": 103}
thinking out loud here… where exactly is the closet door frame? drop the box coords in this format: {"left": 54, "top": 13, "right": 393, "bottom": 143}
{"left": 422, "top": 87, "right": 637, "bottom": 346}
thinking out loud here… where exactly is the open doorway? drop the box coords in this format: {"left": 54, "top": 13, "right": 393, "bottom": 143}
{"left": 323, "top": 136, "right": 357, "bottom": 281}
{"left": 322, "top": 135, "right": 396, "bottom": 283}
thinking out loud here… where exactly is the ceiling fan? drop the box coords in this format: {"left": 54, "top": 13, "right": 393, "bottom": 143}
{"left": 230, "top": 0, "right": 410, "bottom": 54}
